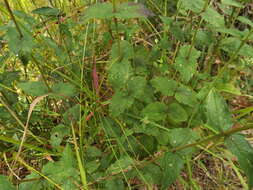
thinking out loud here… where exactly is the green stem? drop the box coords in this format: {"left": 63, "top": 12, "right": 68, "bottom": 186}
{"left": 3, "top": 0, "right": 23, "bottom": 38}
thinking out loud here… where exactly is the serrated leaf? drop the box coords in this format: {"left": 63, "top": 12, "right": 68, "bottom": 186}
{"left": 167, "top": 103, "right": 188, "bottom": 122}
{"left": 52, "top": 82, "right": 76, "bottom": 97}
{"left": 84, "top": 2, "right": 151, "bottom": 20}
{"left": 108, "top": 60, "right": 133, "bottom": 89}
{"left": 5, "top": 26, "right": 35, "bottom": 54}
{"left": 179, "top": 0, "right": 205, "bottom": 13}
{"left": 221, "top": 0, "right": 244, "bottom": 8}
{"left": 50, "top": 124, "right": 70, "bottom": 147}
{"left": 175, "top": 85, "right": 198, "bottom": 107}
{"left": 105, "top": 178, "right": 125, "bottom": 190}
{"left": 221, "top": 37, "right": 253, "bottom": 57}
{"left": 42, "top": 144, "right": 79, "bottom": 189}
{"left": 205, "top": 89, "right": 233, "bottom": 131}
{"left": 0, "top": 175, "right": 15, "bottom": 190}
{"left": 109, "top": 91, "right": 134, "bottom": 116}
{"left": 126, "top": 76, "right": 146, "bottom": 98}
{"left": 106, "top": 156, "right": 133, "bottom": 174}
{"left": 160, "top": 152, "right": 185, "bottom": 189}
{"left": 201, "top": 7, "right": 225, "bottom": 28}
{"left": 111, "top": 40, "right": 134, "bottom": 61}
{"left": 168, "top": 128, "right": 199, "bottom": 155}
{"left": 174, "top": 45, "right": 201, "bottom": 83}
{"left": 32, "top": 7, "right": 61, "bottom": 16}
{"left": 17, "top": 81, "right": 48, "bottom": 96}
{"left": 225, "top": 134, "right": 253, "bottom": 189}
{"left": 141, "top": 102, "right": 167, "bottom": 121}
{"left": 151, "top": 77, "right": 178, "bottom": 96}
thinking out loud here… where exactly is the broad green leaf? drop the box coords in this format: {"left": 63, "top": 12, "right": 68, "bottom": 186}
{"left": 126, "top": 76, "right": 146, "bottom": 98}
{"left": 215, "top": 28, "right": 243, "bottom": 38}
{"left": 106, "top": 156, "right": 133, "bottom": 174}
{"left": 141, "top": 102, "right": 167, "bottom": 121}
{"left": 167, "top": 103, "right": 188, "bottom": 122}
{"left": 32, "top": 7, "right": 61, "bottom": 16}
{"left": 109, "top": 91, "right": 134, "bottom": 116}
{"left": 151, "top": 77, "right": 178, "bottom": 96}
{"left": 168, "top": 128, "right": 199, "bottom": 155}
{"left": 111, "top": 40, "right": 134, "bottom": 61}
{"left": 179, "top": 0, "right": 205, "bottom": 13}
{"left": 201, "top": 7, "right": 225, "bottom": 28}
{"left": 237, "top": 16, "right": 253, "bottom": 28}
{"left": 86, "top": 146, "right": 102, "bottom": 159}
{"left": 160, "top": 152, "right": 185, "bottom": 189}
{"left": 17, "top": 81, "right": 48, "bottom": 96}
{"left": 221, "top": 37, "right": 253, "bottom": 57}
{"left": 42, "top": 144, "right": 79, "bottom": 190}
{"left": 225, "top": 134, "right": 253, "bottom": 189}
{"left": 84, "top": 2, "right": 151, "bottom": 20}
{"left": 50, "top": 124, "right": 70, "bottom": 147}
{"left": 195, "top": 30, "right": 215, "bottom": 46}
{"left": 175, "top": 85, "right": 198, "bottom": 107}
{"left": 105, "top": 178, "right": 125, "bottom": 190}
{"left": 52, "top": 82, "right": 76, "bottom": 96}
{"left": 86, "top": 160, "right": 100, "bottom": 174}
{"left": 5, "top": 26, "right": 35, "bottom": 54}
{"left": 174, "top": 45, "right": 201, "bottom": 83}
{"left": 18, "top": 172, "right": 44, "bottom": 190}
{"left": 63, "top": 104, "right": 80, "bottom": 123}
{"left": 141, "top": 163, "right": 162, "bottom": 185}
{"left": 205, "top": 89, "right": 233, "bottom": 131}
{"left": 0, "top": 175, "right": 15, "bottom": 190}
{"left": 101, "top": 117, "right": 122, "bottom": 138}
{"left": 216, "top": 83, "right": 241, "bottom": 95}
{"left": 108, "top": 60, "right": 133, "bottom": 89}
{"left": 221, "top": 0, "right": 244, "bottom": 8}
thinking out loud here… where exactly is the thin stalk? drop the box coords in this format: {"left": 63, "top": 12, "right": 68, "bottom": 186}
{"left": 3, "top": 0, "right": 23, "bottom": 38}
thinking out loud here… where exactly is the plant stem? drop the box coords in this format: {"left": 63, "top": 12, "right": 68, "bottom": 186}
{"left": 3, "top": 0, "right": 23, "bottom": 38}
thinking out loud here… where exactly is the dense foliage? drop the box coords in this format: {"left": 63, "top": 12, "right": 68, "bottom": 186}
{"left": 0, "top": 0, "right": 252, "bottom": 189}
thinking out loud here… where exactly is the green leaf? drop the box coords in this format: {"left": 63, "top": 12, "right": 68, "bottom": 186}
{"left": 32, "top": 7, "right": 61, "bottom": 16}
{"left": 151, "top": 77, "right": 178, "bottom": 96}
{"left": 160, "top": 152, "right": 185, "bottom": 189}
{"left": 111, "top": 40, "right": 134, "bottom": 61}
{"left": 205, "top": 89, "right": 233, "bottom": 131}
{"left": 52, "top": 82, "right": 76, "bottom": 97}
{"left": 141, "top": 102, "right": 167, "bottom": 121}
{"left": 179, "top": 0, "right": 205, "bottom": 13}
{"left": 141, "top": 163, "right": 162, "bottom": 185}
{"left": 105, "top": 178, "right": 125, "bottom": 190}
{"left": 168, "top": 128, "right": 199, "bottom": 155}
{"left": 42, "top": 144, "right": 79, "bottom": 190}
{"left": 5, "top": 26, "right": 35, "bottom": 54}
{"left": 237, "top": 16, "right": 253, "bottom": 28}
{"left": 18, "top": 172, "right": 44, "bottom": 190}
{"left": 84, "top": 2, "right": 151, "bottom": 20}
{"left": 17, "top": 81, "right": 48, "bottom": 96}
{"left": 126, "top": 76, "right": 146, "bottom": 98}
{"left": 0, "top": 175, "right": 15, "bottom": 190}
{"left": 167, "top": 103, "right": 188, "bottom": 122}
{"left": 108, "top": 60, "right": 133, "bottom": 89}
{"left": 220, "top": 37, "right": 253, "bottom": 57}
{"left": 101, "top": 117, "right": 122, "bottom": 138}
{"left": 221, "top": 0, "right": 244, "bottom": 8}
{"left": 216, "top": 83, "right": 241, "bottom": 95}
{"left": 86, "top": 160, "right": 100, "bottom": 174}
{"left": 63, "top": 104, "right": 80, "bottom": 123}
{"left": 175, "top": 85, "right": 198, "bottom": 107}
{"left": 201, "top": 7, "right": 225, "bottom": 28}
{"left": 225, "top": 134, "right": 253, "bottom": 189}
{"left": 109, "top": 91, "right": 134, "bottom": 116}
{"left": 106, "top": 156, "right": 133, "bottom": 174}
{"left": 50, "top": 124, "right": 70, "bottom": 147}
{"left": 174, "top": 45, "right": 201, "bottom": 83}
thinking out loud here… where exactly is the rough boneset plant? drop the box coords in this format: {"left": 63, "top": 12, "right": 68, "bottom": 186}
{"left": 0, "top": 0, "right": 252, "bottom": 189}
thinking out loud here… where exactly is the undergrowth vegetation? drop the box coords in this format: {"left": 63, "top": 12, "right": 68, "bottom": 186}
{"left": 0, "top": 0, "right": 253, "bottom": 189}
